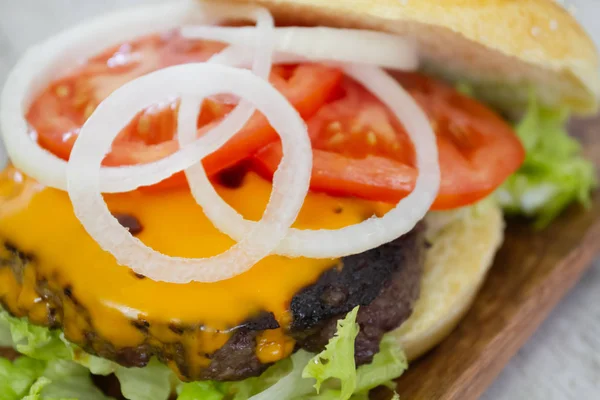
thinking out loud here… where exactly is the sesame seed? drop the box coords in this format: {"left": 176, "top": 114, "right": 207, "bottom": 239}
{"left": 531, "top": 26, "right": 541, "bottom": 37}
{"left": 568, "top": 4, "right": 577, "bottom": 15}
{"left": 549, "top": 20, "right": 558, "bottom": 31}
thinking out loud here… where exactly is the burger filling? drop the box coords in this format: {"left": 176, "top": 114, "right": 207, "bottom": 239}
{"left": 0, "top": 166, "right": 424, "bottom": 381}
{"left": 0, "top": 17, "right": 594, "bottom": 400}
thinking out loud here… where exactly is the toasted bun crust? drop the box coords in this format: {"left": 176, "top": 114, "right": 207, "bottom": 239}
{"left": 221, "top": 0, "right": 599, "bottom": 115}
{"left": 388, "top": 200, "right": 504, "bottom": 360}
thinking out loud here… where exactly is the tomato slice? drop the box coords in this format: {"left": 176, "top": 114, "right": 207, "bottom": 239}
{"left": 253, "top": 73, "right": 525, "bottom": 210}
{"left": 26, "top": 34, "right": 342, "bottom": 188}
{"left": 200, "top": 64, "right": 342, "bottom": 175}
{"left": 27, "top": 30, "right": 523, "bottom": 209}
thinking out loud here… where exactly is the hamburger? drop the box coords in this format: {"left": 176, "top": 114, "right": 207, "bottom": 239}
{"left": 0, "top": 0, "right": 597, "bottom": 399}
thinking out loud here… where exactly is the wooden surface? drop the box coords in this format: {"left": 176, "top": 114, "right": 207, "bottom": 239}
{"left": 381, "top": 117, "right": 600, "bottom": 399}
{"left": 1, "top": 1, "right": 600, "bottom": 399}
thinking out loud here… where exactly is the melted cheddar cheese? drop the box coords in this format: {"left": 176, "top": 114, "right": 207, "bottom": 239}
{"left": 0, "top": 166, "right": 389, "bottom": 374}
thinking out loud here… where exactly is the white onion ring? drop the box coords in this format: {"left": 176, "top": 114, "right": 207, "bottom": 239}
{"left": 0, "top": 0, "right": 273, "bottom": 193}
{"left": 184, "top": 65, "right": 440, "bottom": 258}
{"left": 176, "top": 5, "right": 274, "bottom": 195}
{"left": 67, "top": 64, "right": 312, "bottom": 283}
{"left": 181, "top": 26, "right": 418, "bottom": 71}
{"left": 1, "top": 0, "right": 435, "bottom": 273}
{"left": 177, "top": 8, "right": 275, "bottom": 239}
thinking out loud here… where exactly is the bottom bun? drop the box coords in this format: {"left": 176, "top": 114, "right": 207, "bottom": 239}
{"left": 390, "top": 199, "right": 505, "bottom": 361}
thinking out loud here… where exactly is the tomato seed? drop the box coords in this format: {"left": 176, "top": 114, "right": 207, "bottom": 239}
{"left": 55, "top": 85, "right": 70, "bottom": 98}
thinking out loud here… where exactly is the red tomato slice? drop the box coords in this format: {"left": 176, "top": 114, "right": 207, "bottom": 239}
{"left": 253, "top": 73, "right": 525, "bottom": 210}
{"left": 26, "top": 34, "right": 342, "bottom": 189}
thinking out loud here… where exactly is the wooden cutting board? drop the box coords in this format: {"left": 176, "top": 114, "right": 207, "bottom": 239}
{"left": 379, "top": 116, "right": 600, "bottom": 400}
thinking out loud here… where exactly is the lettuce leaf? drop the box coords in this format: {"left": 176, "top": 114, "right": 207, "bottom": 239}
{"left": 22, "top": 377, "right": 51, "bottom": 400}
{"left": 0, "top": 356, "right": 46, "bottom": 399}
{"left": 0, "top": 310, "right": 174, "bottom": 400}
{"left": 39, "top": 360, "right": 109, "bottom": 400}
{"left": 497, "top": 93, "right": 597, "bottom": 227}
{"left": 0, "top": 314, "right": 14, "bottom": 347}
{"left": 295, "top": 330, "right": 407, "bottom": 400}
{"left": 0, "top": 357, "right": 109, "bottom": 400}
{"left": 1, "top": 312, "right": 73, "bottom": 361}
{"left": 302, "top": 306, "right": 360, "bottom": 399}
{"left": 177, "top": 381, "right": 225, "bottom": 400}
{"left": 115, "top": 360, "right": 173, "bottom": 400}
{"left": 245, "top": 350, "right": 315, "bottom": 400}
{"left": 2, "top": 306, "right": 408, "bottom": 400}
{"left": 355, "top": 335, "right": 407, "bottom": 393}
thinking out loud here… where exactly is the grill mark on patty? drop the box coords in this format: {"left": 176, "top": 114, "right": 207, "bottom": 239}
{"left": 0, "top": 224, "right": 424, "bottom": 380}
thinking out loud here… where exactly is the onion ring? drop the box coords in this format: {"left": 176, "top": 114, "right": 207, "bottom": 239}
{"left": 67, "top": 64, "right": 312, "bottom": 283}
{"left": 0, "top": 0, "right": 272, "bottom": 193}
{"left": 181, "top": 26, "right": 418, "bottom": 71}
{"left": 185, "top": 65, "right": 441, "bottom": 258}
{"left": 177, "top": 7, "right": 275, "bottom": 238}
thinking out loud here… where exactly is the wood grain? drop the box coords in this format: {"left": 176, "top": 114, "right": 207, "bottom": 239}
{"left": 387, "top": 116, "right": 600, "bottom": 400}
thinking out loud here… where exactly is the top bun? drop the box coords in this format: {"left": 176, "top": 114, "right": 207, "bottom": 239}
{"left": 220, "top": 0, "right": 599, "bottom": 115}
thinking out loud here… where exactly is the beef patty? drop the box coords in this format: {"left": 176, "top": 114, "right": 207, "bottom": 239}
{"left": 0, "top": 223, "right": 424, "bottom": 381}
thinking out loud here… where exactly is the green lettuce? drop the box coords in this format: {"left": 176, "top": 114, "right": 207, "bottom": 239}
{"left": 1, "top": 312, "right": 73, "bottom": 361}
{"left": 22, "top": 377, "right": 51, "bottom": 400}
{"left": 39, "top": 360, "right": 109, "bottom": 400}
{"left": 0, "top": 356, "right": 46, "bottom": 399}
{"left": 0, "top": 310, "right": 176, "bottom": 400}
{"left": 116, "top": 359, "right": 174, "bottom": 400}
{"left": 0, "top": 357, "right": 109, "bottom": 400}
{"left": 355, "top": 335, "right": 407, "bottom": 393}
{"left": 497, "top": 93, "right": 597, "bottom": 227}
{"left": 177, "top": 381, "right": 225, "bottom": 400}
{"left": 302, "top": 306, "right": 359, "bottom": 399}
{"left": 1, "top": 307, "right": 408, "bottom": 400}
